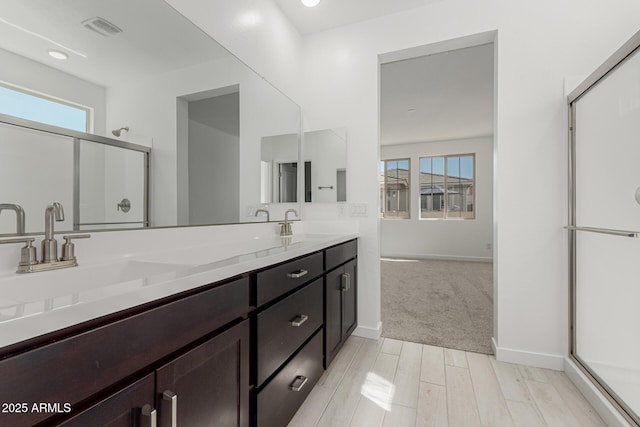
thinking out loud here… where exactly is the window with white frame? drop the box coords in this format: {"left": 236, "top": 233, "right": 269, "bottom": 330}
{"left": 0, "top": 83, "right": 90, "bottom": 132}
{"left": 379, "top": 158, "right": 410, "bottom": 218}
{"left": 420, "top": 154, "right": 475, "bottom": 219}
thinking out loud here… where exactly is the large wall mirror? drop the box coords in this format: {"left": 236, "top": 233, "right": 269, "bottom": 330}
{"left": 302, "top": 128, "right": 347, "bottom": 203}
{"left": 0, "top": 0, "right": 300, "bottom": 236}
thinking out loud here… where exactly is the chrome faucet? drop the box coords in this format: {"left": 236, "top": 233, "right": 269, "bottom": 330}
{"left": 255, "top": 209, "right": 270, "bottom": 222}
{"left": 279, "top": 209, "right": 298, "bottom": 237}
{"left": 42, "top": 202, "right": 64, "bottom": 263}
{"left": 0, "top": 203, "right": 25, "bottom": 235}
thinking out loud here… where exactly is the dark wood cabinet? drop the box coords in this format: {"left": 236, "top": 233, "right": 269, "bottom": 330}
{"left": 156, "top": 320, "right": 250, "bottom": 427}
{"left": 59, "top": 374, "right": 155, "bottom": 427}
{"left": 256, "top": 251, "right": 323, "bottom": 306}
{"left": 0, "top": 238, "right": 358, "bottom": 427}
{"left": 256, "top": 331, "right": 324, "bottom": 427}
{"left": 0, "top": 277, "right": 250, "bottom": 427}
{"left": 325, "top": 243, "right": 358, "bottom": 367}
{"left": 257, "top": 278, "right": 323, "bottom": 386}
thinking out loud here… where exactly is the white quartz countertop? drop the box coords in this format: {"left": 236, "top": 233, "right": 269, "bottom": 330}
{"left": 0, "top": 230, "right": 358, "bottom": 350}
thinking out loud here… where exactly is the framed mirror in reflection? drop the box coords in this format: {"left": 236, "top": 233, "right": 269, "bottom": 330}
{"left": 0, "top": 0, "right": 301, "bottom": 236}
{"left": 302, "top": 128, "right": 347, "bottom": 203}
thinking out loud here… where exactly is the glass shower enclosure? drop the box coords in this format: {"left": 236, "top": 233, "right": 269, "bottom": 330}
{"left": 568, "top": 30, "right": 640, "bottom": 425}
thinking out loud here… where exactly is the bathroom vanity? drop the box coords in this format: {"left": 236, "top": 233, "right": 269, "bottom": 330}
{"left": 0, "top": 232, "right": 357, "bottom": 427}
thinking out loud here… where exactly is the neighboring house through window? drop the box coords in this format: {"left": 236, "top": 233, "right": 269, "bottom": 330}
{"left": 380, "top": 158, "right": 410, "bottom": 218}
{"left": 420, "top": 154, "right": 475, "bottom": 219}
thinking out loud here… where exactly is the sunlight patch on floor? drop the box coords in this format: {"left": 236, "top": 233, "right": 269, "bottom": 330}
{"left": 360, "top": 372, "right": 396, "bottom": 411}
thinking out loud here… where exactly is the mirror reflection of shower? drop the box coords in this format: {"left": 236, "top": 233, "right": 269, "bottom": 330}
{"left": 111, "top": 126, "right": 129, "bottom": 137}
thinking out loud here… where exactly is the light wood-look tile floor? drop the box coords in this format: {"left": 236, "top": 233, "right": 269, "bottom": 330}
{"left": 288, "top": 337, "right": 606, "bottom": 427}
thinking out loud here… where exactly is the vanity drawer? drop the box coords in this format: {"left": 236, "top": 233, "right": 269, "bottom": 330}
{"left": 0, "top": 276, "right": 249, "bottom": 427}
{"left": 257, "top": 330, "right": 323, "bottom": 427}
{"left": 256, "top": 251, "right": 323, "bottom": 306}
{"left": 257, "top": 278, "right": 323, "bottom": 385}
{"left": 325, "top": 239, "right": 357, "bottom": 272}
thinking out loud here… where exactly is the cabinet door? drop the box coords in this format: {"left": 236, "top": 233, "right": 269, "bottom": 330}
{"left": 341, "top": 259, "right": 357, "bottom": 337}
{"left": 59, "top": 374, "right": 155, "bottom": 427}
{"left": 156, "top": 320, "right": 250, "bottom": 427}
{"left": 325, "top": 267, "right": 343, "bottom": 366}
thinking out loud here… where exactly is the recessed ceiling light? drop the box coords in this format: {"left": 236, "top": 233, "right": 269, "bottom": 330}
{"left": 407, "top": 108, "right": 416, "bottom": 113}
{"left": 301, "top": 0, "right": 321, "bottom": 7}
{"left": 47, "top": 49, "right": 69, "bottom": 60}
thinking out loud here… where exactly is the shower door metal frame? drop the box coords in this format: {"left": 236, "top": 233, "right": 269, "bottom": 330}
{"left": 0, "top": 114, "right": 151, "bottom": 231}
{"left": 567, "top": 29, "right": 640, "bottom": 427}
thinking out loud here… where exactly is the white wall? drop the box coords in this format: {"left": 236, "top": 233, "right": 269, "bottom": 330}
{"left": 106, "top": 54, "right": 300, "bottom": 226}
{"left": 0, "top": 48, "right": 106, "bottom": 135}
{"left": 0, "top": 123, "right": 73, "bottom": 234}
{"left": 304, "top": 129, "right": 347, "bottom": 203}
{"left": 381, "top": 137, "right": 493, "bottom": 261}
{"left": 261, "top": 133, "right": 299, "bottom": 203}
{"left": 188, "top": 120, "right": 239, "bottom": 224}
{"left": 299, "top": 0, "right": 640, "bottom": 366}
{"left": 164, "top": 0, "right": 304, "bottom": 103}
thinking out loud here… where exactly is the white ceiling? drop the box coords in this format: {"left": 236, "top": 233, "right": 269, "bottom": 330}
{"left": 274, "top": 0, "right": 443, "bottom": 35}
{"left": 275, "top": 0, "right": 494, "bottom": 145}
{"left": 380, "top": 43, "right": 494, "bottom": 145}
{"left": 0, "top": 0, "right": 229, "bottom": 88}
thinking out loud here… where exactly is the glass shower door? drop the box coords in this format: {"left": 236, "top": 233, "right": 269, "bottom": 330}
{"left": 569, "top": 32, "right": 640, "bottom": 425}
{"left": 77, "top": 139, "right": 148, "bottom": 230}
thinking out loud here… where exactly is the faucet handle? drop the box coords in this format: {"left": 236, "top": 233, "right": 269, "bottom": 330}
{"left": 278, "top": 222, "right": 293, "bottom": 237}
{"left": 0, "top": 237, "right": 39, "bottom": 267}
{"left": 61, "top": 234, "right": 91, "bottom": 262}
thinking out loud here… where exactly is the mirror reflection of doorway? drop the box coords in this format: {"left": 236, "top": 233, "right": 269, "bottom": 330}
{"left": 304, "top": 161, "right": 312, "bottom": 202}
{"left": 278, "top": 162, "right": 298, "bottom": 203}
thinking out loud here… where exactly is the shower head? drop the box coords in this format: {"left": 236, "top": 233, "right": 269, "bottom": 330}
{"left": 112, "top": 126, "right": 129, "bottom": 137}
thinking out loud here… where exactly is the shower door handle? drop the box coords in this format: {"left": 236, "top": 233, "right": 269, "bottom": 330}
{"left": 565, "top": 225, "right": 639, "bottom": 238}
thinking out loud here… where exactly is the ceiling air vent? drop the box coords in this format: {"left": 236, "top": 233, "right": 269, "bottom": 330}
{"left": 82, "top": 17, "right": 122, "bottom": 37}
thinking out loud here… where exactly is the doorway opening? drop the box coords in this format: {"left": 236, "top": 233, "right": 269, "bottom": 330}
{"left": 379, "top": 33, "right": 496, "bottom": 354}
{"left": 176, "top": 85, "right": 240, "bottom": 226}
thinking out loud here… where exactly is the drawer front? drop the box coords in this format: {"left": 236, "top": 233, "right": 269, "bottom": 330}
{"left": 256, "top": 251, "right": 323, "bottom": 306}
{"left": 59, "top": 373, "right": 155, "bottom": 427}
{"left": 325, "top": 239, "right": 357, "bottom": 272}
{"left": 257, "top": 278, "right": 323, "bottom": 385}
{"left": 0, "top": 277, "right": 249, "bottom": 427}
{"left": 257, "top": 330, "right": 323, "bottom": 427}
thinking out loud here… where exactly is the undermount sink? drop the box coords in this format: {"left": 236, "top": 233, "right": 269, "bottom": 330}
{"left": 0, "top": 233, "right": 346, "bottom": 323}
{"left": 135, "top": 237, "right": 291, "bottom": 266}
{"left": 0, "top": 259, "right": 187, "bottom": 304}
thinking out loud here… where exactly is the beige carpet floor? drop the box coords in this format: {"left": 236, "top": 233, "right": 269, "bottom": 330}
{"left": 381, "top": 258, "right": 494, "bottom": 354}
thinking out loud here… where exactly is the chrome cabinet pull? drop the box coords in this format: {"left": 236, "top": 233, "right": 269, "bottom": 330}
{"left": 141, "top": 404, "right": 157, "bottom": 427}
{"left": 289, "top": 375, "right": 308, "bottom": 392}
{"left": 290, "top": 314, "right": 309, "bottom": 327}
{"left": 287, "top": 269, "right": 308, "bottom": 279}
{"left": 163, "top": 390, "right": 177, "bottom": 427}
{"left": 341, "top": 273, "right": 351, "bottom": 291}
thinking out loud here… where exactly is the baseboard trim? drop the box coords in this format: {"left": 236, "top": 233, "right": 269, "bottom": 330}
{"left": 380, "top": 252, "right": 492, "bottom": 262}
{"left": 564, "top": 358, "right": 633, "bottom": 427}
{"left": 494, "top": 344, "right": 564, "bottom": 370}
{"left": 353, "top": 322, "right": 382, "bottom": 340}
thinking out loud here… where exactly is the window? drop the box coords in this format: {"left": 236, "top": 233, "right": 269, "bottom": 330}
{"left": 380, "top": 159, "right": 410, "bottom": 218}
{"left": 0, "top": 83, "right": 90, "bottom": 132}
{"left": 420, "top": 154, "right": 474, "bottom": 219}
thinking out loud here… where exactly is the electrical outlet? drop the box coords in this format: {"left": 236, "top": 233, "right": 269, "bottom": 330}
{"left": 486, "top": 243, "right": 493, "bottom": 250}
{"left": 349, "top": 203, "right": 368, "bottom": 217}
{"left": 337, "top": 204, "right": 346, "bottom": 217}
